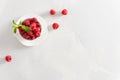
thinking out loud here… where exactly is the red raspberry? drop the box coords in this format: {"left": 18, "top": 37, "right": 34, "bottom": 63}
{"left": 50, "top": 9, "right": 56, "bottom": 15}
{"left": 30, "top": 23, "right": 37, "bottom": 30}
{"left": 31, "top": 18, "right": 38, "bottom": 23}
{"left": 27, "top": 31, "right": 33, "bottom": 36}
{"left": 36, "top": 23, "right": 41, "bottom": 31}
{"left": 61, "top": 9, "right": 68, "bottom": 15}
{"left": 36, "top": 23, "right": 41, "bottom": 28}
{"left": 19, "top": 31, "right": 24, "bottom": 35}
{"left": 22, "top": 19, "right": 30, "bottom": 26}
{"left": 37, "top": 27, "right": 41, "bottom": 32}
{"left": 20, "top": 31, "right": 26, "bottom": 35}
{"left": 35, "top": 32, "right": 40, "bottom": 37}
{"left": 18, "top": 27, "right": 22, "bottom": 31}
{"left": 18, "top": 27, "right": 23, "bottom": 32}
{"left": 22, "top": 33, "right": 30, "bottom": 39}
{"left": 27, "top": 37, "right": 32, "bottom": 40}
{"left": 33, "top": 29, "right": 39, "bottom": 34}
{"left": 52, "top": 23, "right": 59, "bottom": 30}
{"left": 5, "top": 55, "right": 12, "bottom": 62}
{"left": 18, "top": 27, "right": 26, "bottom": 35}
{"left": 30, "top": 35, "right": 35, "bottom": 40}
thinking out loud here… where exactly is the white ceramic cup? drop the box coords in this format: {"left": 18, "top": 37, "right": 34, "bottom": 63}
{"left": 14, "top": 14, "right": 48, "bottom": 46}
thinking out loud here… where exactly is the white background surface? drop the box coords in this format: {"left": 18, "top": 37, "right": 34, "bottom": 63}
{"left": 0, "top": 0, "right": 120, "bottom": 80}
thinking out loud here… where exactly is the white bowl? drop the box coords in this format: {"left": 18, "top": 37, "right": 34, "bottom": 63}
{"left": 14, "top": 14, "right": 48, "bottom": 46}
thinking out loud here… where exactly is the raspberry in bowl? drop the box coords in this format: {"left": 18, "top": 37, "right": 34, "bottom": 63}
{"left": 18, "top": 18, "right": 41, "bottom": 40}
{"left": 13, "top": 14, "right": 48, "bottom": 46}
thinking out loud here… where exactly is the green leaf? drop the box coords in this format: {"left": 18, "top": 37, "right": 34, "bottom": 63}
{"left": 12, "top": 20, "right": 17, "bottom": 25}
{"left": 12, "top": 25, "right": 19, "bottom": 33}
{"left": 13, "top": 27, "right": 17, "bottom": 33}
{"left": 19, "top": 21, "right": 22, "bottom": 25}
{"left": 12, "top": 20, "right": 30, "bottom": 34}
{"left": 12, "top": 25, "right": 18, "bottom": 28}
{"left": 21, "top": 25, "right": 31, "bottom": 32}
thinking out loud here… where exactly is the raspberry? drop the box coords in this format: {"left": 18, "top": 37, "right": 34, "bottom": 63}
{"left": 30, "top": 35, "right": 35, "bottom": 40}
{"left": 36, "top": 23, "right": 41, "bottom": 31}
{"left": 20, "top": 31, "right": 26, "bottom": 35}
{"left": 50, "top": 9, "right": 56, "bottom": 15}
{"left": 37, "top": 27, "right": 41, "bottom": 32}
{"left": 27, "top": 37, "right": 31, "bottom": 40}
{"left": 30, "top": 23, "right": 37, "bottom": 30}
{"left": 18, "top": 27, "right": 23, "bottom": 32}
{"left": 5, "top": 55, "right": 12, "bottom": 62}
{"left": 31, "top": 18, "right": 38, "bottom": 23}
{"left": 61, "top": 9, "right": 68, "bottom": 15}
{"left": 18, "top": 27, "right": 22, "bottom": 30}
{"left": 33, "top": 29, "right": 39, "bottom": 34}
{"left": 35, "top": 32, "right": 40, "bottom": 37}
{"left": 27, "top": 31, "right": 33, "bottom": 36}
{"left": 22, "top": 33, "right": 30, "bottom": 39}
{"left": 36, "top": 23, "right": 41, "bottom": 28}
{"left": 52, "top": 23, "right": 59, "bottom": 30}
{"left": 22, "top": 19, "right": 30, "bottom": 26}
{"left": 20, "top": 31, "right": 25, "bottom": 35}
{"left": 18, "top": 27, "right": 26, "bottom": 35}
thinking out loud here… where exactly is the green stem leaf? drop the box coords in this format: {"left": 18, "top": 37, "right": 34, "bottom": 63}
{"left": 21, "top": 25, "right": 31, "bottom": 32}
{"left": 13, "top": 27, "right": 17, "bottom": 33}
{"left": 19, "top": 21, "right": 22, "bottom": 25}
{"left": 12, "top": 20, "right": 31, "bottom": 34}
{"left": 12, "top": 20, "right": 17, "bottom": 25}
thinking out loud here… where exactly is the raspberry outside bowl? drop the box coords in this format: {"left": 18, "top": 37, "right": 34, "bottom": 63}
{"left": 14, "top": 14, "right": 48, "bottom": 46}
